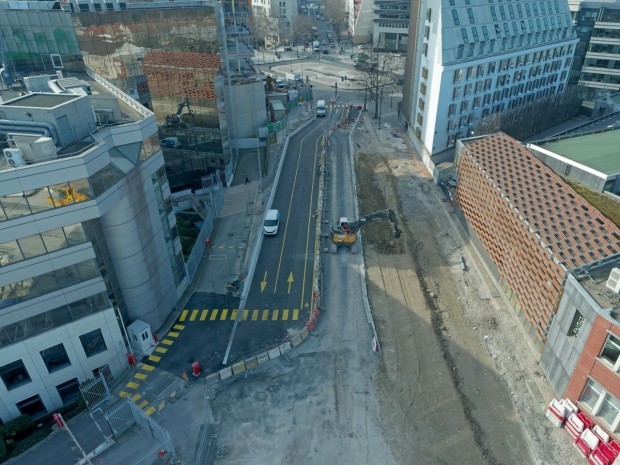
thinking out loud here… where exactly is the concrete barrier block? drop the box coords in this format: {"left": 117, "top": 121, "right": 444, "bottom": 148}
{"left": 290, "top": 333, "right": 303, "bottom": 347}
{"left": 279, "top": 341, "right": 292, "bottom": 354}
{"left": 300, "top": 327, "right": 309, "bottom": 340}
{"left": 206, "top": 373, "right": 220, "bottom": 386}
{"left": 219, "top": 366, "right": 233, "bottom": 380}
{"left": 268, "top": 347, "right": 281, "bottom": 360}
{"left": 257, "top": 351, "right": 270, "bottom": 364}
{"left": 244, "top": 357, "right": 258, "bottom": 370}
{"left": 232, "top": 361, "right": 246, "bottom": 375}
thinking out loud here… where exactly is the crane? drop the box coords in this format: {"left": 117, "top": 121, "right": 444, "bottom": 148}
{"left": 331, "top": 209, "right": 401, "bottom": 253}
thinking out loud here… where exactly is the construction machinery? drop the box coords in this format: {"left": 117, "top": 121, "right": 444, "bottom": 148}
{"left": 46, "top": 184, "right": 89, "bottom": 207}
{"left": 331, "top": 209, "right": 401, "bottom": 253}
{"left": 165, "top": 98, "right": 193, "bottom": 127}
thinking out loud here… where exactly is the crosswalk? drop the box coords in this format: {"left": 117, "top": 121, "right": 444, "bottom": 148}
{"left": 178, "top": 308, "right": 300, "bottom": 322}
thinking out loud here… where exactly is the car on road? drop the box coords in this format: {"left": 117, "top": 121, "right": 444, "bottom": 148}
{"left": 322, "top": 49, "right": 329, "bottom": 54}
{"left": 322, "top": 39, "right": 327, "bottom": 45}
{"left": 330, "top": 42, "right": 335, "bottom": 48}
{"left": 263, "top": 209, "right": 280, "bottom": 236}
{"left": 357, "top": 45, "right": 366, "bottom": 50}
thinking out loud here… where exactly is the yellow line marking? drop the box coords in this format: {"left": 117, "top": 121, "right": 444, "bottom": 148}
{"left": 190, "top": 309, "right": 199, "bottom": 321}
{"left": 282, "top": 309, "right": 289, "bottom": 320}
{"left": 242, "top": 309, "right": 249, "bottom": 321}
{"left": 210, "top": 309, "right": 219, "bottom": 320}
{"left": 262, "top": 310, "right": 269, "bottom": 321}
{"left": 126, "top": 381, "right": 139, "bottom": 390}
{"left": 161, "top": 339, "right": 174, "bottom": 346}
{"left": 134, "top": 373, "right": 147, "bottom": 380}
{"left": 231, "top": 309, "right": 238, "bottom": 320}
{"left": 293, "top": 309, "right": 299, "bottom": 320}
{"left": 251, "top": 310, "right": 259, "bottom": 321}
{"left": 272, "top": 309, "right": 279, "bottom": 320}
{"left": 173, "top": 324, "right": 185, "bottom": 330}
{"left": 167, "top": 331, "right": 179, "bottom": 338}
{"left": 220, "top": 309, "right": 228, "bottom": 320}
{"left": 119, "top": 391, "right": 130, "bottom": 398}
{"left": 149, "top": 355, "right": 161, "bottom": 362}
{"left": 158, "top": 401, "right": 166, "bottom": 411}
{"left": 155, "top": 347, "right": 168, "bottom": 354}
{"left": 179, "top": 310, "right": 188, "bottom": 321}
{"left": 145, "top": 406, "right": 156, "bottom": 416}
{"left": 142, "top": 364, "right": 155, "bottom": 371}
{"left": 138, "top": 400, "right": 149, "bottom": 409}
{"left": 131, "top": 393, "right": 141, "bottom": 402}
{"left": 200, "top": 309, "right": 208, "bottom": 321}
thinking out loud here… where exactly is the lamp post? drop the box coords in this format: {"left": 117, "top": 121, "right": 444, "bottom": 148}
{"left": 256, "top": 130, "right": 263, "bottom": 192}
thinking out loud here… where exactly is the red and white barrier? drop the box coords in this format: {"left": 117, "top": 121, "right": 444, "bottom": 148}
{"left": 546, "top": 399, "right": 568, "bottom": 427}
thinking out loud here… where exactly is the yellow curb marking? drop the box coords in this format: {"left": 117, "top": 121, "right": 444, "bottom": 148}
{"left": 262, "top": 310, "right": 269, "bottom": 321}
{"left": 220, "top": 309, "right": 228, "bottom": 320}
{"left": 145, "top": 406, "right": 156, "bottom": 416}
{"left": 148, "top": 355, "right": 161, "bottom": 362}
{"left": 161, "top": 339, "right": 174, "bottom": 346}
{"left": 179, "top": 310, "right": 188, "bottom": 322}
{"left": 158, "top": 401, "right": 166, "bottom": 411}
{"left": 210, "top": 309, "right": 219, "bottom": 320}
{"left": 155, "top": 347, "right": 168, "bottom": 354}
{"left": 282, "top": 309, "right": 289, "bottom": 320}
{"left": 131, "top": 393, "right": 141, "bottom": 402}
{"left": 173, "top": 324, "right": 185, "bottom": 330}
{"left": 167, "top": 331, "right": 179, "bottom": 338}
{"left": 119, "top": 391, "right": 130, "bottom": 398}
{"left": 231, "top": 309, "right": 238, "bottom": 320}
{"left": 200, "top": 310, "right": 208, "bottom": 321}
{"left": 190, "top": 309, "right": 199, "bottom": 321}
{"left": 138, "top": 400, "right": 149, "bottom": 409}
{"left": 126, "top": 381, "right": 139, "bottom": 390}
{"left": 142, "top": 364, "right": 155, "bottom": 372}
{"left": 134, "top": 373, "right": 147, "bottom": 380}
{"left": 242, "top": 309, "right": 248, "bottom": 321}
{"left": 293, "top": 309, "right": 299, "bottom": 320}
{"left": 251, "top": 310, "right": 259, "bottom": 321}
{"left": 272, "top": 309, "right": 279, "bottom": 320}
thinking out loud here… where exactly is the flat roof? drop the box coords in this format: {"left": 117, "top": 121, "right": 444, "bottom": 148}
{"left": 3, "top": 93, "right": 79, "bottom": 108}
{"left": 540, "top": 129, "right": 620, "bottom": 175}
{"left": 577, "top": 261, "right": 620, "bottom": 318}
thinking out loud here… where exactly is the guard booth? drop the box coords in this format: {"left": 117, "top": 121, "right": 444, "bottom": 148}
{"left": 127, "top": 320, "right": 156, "bottom": 356}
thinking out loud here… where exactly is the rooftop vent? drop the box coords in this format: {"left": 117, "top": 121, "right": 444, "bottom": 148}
{"left": 606, "top": 267, "right": 620, "bottom": 294}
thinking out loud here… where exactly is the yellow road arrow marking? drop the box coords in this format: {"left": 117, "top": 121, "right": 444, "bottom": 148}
{"left": 287, "top": 272, "right": 294, "bottom": 294}
{"left": 260, "top": 271, "right": 268, "bottom": 293}
{"left": 304, "top": 302, "right": 309, "bottom": 308}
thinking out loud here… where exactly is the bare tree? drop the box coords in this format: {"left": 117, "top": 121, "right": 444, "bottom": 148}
{"left": 323, "top": 0, "right": 346, "bottom": 38}
{"left": 253, "top": 12, "right": 279, "bottom": 47}
{"left": 291, "top": 15, "right": 314, "bottom": 43}
{"left": 354, "top": 48, "right": 399, "bottom": 118}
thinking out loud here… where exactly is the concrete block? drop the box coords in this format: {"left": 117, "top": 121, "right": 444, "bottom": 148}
{"left": 279, "top": 341, "right": 292, "bottom": 354}
{"left": 232, "top": 361, "right": 246, "bottom": 375}
{"left": 219, "top": 366, "right": 233, "bottom": 380}
{"left": 300, "top": 327, "right": 309, "bottom": 340}
{"left": 206, "top": 373, "right": 220, "bottom": 386}
{"left": 268, "top": 346, "right": 281, "bottom": 360}
{"left": 244, "top": 357, "right": 258, "bottom": 370}
{"left": 257, "top": 351, "right": 270, "bottom": 364}
{"left": 290, "top": 333, "right": 303, "bottom": 347}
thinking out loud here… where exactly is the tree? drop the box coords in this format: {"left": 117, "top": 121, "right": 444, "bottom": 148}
{"left": 291, "top": 15, "right": 313, "bottom": 43}
{"left": 252, "top": 11, "right": 279, "bottom": 47}
{"left": 354, "top": 48, "right": 399, "bottom": 118}
{"left": 323, "top": 0, "right": 347, "bottom": 38}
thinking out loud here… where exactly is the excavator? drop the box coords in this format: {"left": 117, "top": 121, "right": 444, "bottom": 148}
{"left": 46, "top": 184, "right": 89, "bottom": 207}
{"left": 165, "top": 98, "right": 193, "bottom": 127}
{"left": 331, "top": 209, "right": 401, "bottom": 253}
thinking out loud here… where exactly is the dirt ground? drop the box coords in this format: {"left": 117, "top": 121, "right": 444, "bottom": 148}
{"left": 352, "top": 113, "right": 581, "bottom": 465}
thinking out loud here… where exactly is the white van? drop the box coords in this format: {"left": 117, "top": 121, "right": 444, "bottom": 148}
{"left": 316, "top": 100, "right": 326, "bottom": 117}
{"left": 263, "top": 209, "right": 280, "bottom": 236}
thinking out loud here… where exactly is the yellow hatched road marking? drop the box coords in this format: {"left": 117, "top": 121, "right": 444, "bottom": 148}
{"left": 210, "top": 309, "right": 219, "bottom": 320}
{"left": 282, "top": 309, "right": 289, "bottom": 320}
{"left": 173, "top": 324, "right": 185, "bottom": 330}
{"left": 200, "top": 310, "right": 208, "bottom": 321}
{"left": 161, "top": 339, "right": 174, "bottom": 346}
{"left": 272, "top": 309, "right": 279, "bottom": 320}
{"left": 126, "top": 381, "right": 139, "bottom": 390}
{"left": 179, "top": 310, "right": 188, "bottom": 321}
{"left": 142, "top": 364, "right": 155, "bottom": 371}
{"left": 145, "top": 406, "right": 156, "bottom": 416}
{"left": 251, "top": 310, "right": 259, "bottom": 321}
{"left": 155, "top": 347, "right": 168, "bottom": 354}
{"left": 220, "top": 309, "right": 228, "bottom": 320}
{"left": 231, "top": 309, "right": 238, "bottom": 320}
{"left": 262, "top": 310, "right": 269, "bottom": 321}
{"left": 167, "top": 331, "right": 179, "bottom": 338}
{"left": 138, "top": 400, "right": 149, "bottom": 409}
{"left": 134, "top": 373, "right": 147, "bottom": 380}
{"left": 293, "top": 309, "right": 299, "bottom": 320}
{"left": 131, "top": 393, "right": 141, "bottom": 402}
{"left": 242, "top": 310, "right": 249, "bottom": 321}
{"left": 119, "top": 391, "right": 130, "bottom": 398}
{"left": 158, "top": 401, "right": 166, "bottom": 411}
{"left": 190, "top": 309, "right": 199, "bottom": 321}
{"left": 149, "top": 355, "right": 161, "bottom": 362}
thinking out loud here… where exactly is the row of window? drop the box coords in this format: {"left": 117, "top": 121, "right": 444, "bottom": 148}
{"left": 0, "top": 329, "right": 107, "bottom": 391}
{"left": 377, "top": 23, "right": 408, "bottom": 29}
{"left": 12, "top": 379, "right": 80, "bottom": 419}
{"left": 0, "top": 223, "right": 86, "bottom": 268}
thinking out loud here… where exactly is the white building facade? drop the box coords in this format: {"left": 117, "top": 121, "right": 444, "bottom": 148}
{"left": 349, "top": 0, "right": 375, "bottom": 42}
{"left": 373, "top": 0, "right": 410, "bottom": 50}
{"left": 403, "top": 0, "right": 578, "bottom": 161}
{"left": 0, "top": 72, "right": 186, "bottom": 421}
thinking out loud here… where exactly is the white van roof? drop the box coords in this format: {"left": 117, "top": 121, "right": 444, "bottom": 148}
{"left": 266, "top": 209, "right": 279, "bottom": 218}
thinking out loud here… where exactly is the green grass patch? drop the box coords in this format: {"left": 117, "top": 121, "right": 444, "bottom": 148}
{"left": 564, "top": 179, "right": 620, "bottom": 227}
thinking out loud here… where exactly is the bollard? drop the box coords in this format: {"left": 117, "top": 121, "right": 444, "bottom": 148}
{"left": 192, "top": 361, "right": 201, "bottom": 377}
{"left": 205, "top": 236, "right": 212, "bottom": 248}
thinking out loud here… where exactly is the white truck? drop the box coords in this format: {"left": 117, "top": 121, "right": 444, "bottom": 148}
{"left": 313, "top": 40, "right": 320, "bottom": 52}
{"left": 285, "top": 72, "right": 303, "bottom": 85}
{"left": 316, "top": 99, "right": 326, "bottom": 117}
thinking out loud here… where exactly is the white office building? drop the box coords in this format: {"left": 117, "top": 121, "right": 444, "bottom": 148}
{"left": 402, "top": 0, "right": 578, "bottom": 163}
{"left": 0, "top": 71, "right": 187, "bottom": 421}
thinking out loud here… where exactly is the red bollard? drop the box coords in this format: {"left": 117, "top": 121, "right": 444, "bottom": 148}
{"left": 205, "top": 236, "right": 212, "bottom": 248}
{"left": 192, "top": 361, "right": 201, "bottom": 377}
{"left": 127, "top": 352, "right": 136, "bottom": 365}
{"left": 153, "top": 332, "right": 159, "bottom": 344}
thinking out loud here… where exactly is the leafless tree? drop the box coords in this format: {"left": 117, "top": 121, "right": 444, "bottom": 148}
{"left": 353, "top": 48, "right": 399, "bottom": 118}
{"left": 252, "top": 11, "right": 279, "bottom": 47}
{"left": 323, "top": 0, "right": 347, "bottom": 38}
{"left": 291, "top": 15, "right": 314, "bottom": 43}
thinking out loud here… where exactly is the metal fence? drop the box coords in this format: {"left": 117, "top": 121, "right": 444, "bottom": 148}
{"left": 79, "top": 367, "right": 112, "bottom": 411}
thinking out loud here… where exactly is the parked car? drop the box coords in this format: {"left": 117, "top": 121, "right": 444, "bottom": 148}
{"left": 322, "top": 49, "right": 329, "bottom": 54}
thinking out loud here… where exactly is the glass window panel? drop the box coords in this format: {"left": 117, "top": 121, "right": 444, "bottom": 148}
{"left": 99, "top": 165, "right": 115, "bottom": 190}
{"left": 80, "top": 329, "right": 107, "bottom": 357}
{"left": 75, "top": 259, "right": 98, "bottom": 280}
{"left": 40, "top": 343, "right": 71, "bottom": 373}
{"left": 580, "top": 379, "right": 602, "bottom": 410}
{"left": 0, "top": 360, "right": 31, "bottom": 390}
{"left": 1, "top": 194, "right": 31, "bottom": 219}
{"left": 48, "top": 182, "right": 73, "bottom": 207}
{"left": 65, "top": 223, "right": 87, "bottom": 246}
{"left": 16, "top": 394, "right": 47, "bottom": 418}
{"left": 140, "top": 133, "right": 159, "bottom": 162}
{"left": 26, "top": 188, "right": 55, "bottom": 214}
{"left": 71, "top": 178, "right": 93, "bottom": 201}
{"left": 57, "top": 378, "right": 80, "bottom": 404}
{"left": 600, "top": 333, "right": 620, "bottom": 366}
{"left": 41, "top": 227, "right": 68, "bottom": 253}
{"left": 90, "top": 171, "right": 106, "bottom": 197}
{"left": 598, "top": 395, "right": 620, "bottom": 426}
{"left": 0, "top": 239, "right": 23, "bottom": 266}
{"left": 18, "top": 234, "right": 46, "bottom": 259}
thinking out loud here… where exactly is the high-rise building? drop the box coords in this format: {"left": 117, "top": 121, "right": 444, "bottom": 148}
{"left": 348, "top": 0, "right": 375, "bottom": 42}
{"left": 372, "top": 0, "right": 410, "bottom": 51}
{"left": 402, "top": 0, "right": 578, "bottom": 166}
{"left": 0, "top": 69, "right": 185, "bottom": 421}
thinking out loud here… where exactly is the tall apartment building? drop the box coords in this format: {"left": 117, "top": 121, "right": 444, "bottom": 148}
{"left": 402, "top": 0, "right": 578, "bottom": 165}
{"left": 454, "top": 132, "right": 620, "bottom": 349}
{"left": 348, "top": 0, "right": 375, "bottom": 42}
{"left": 0, "top": 69, "right": 185, "bottom": 421}
{"left": 373, "top": 0, "right": 410, "bottom": 50}
{"left": 568, "top": 2, "right": 620, "bottom": 105}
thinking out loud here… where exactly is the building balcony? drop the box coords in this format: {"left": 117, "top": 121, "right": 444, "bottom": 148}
{"left": 590, "top": 37, "right": 620, "bottom": 46}
{"left": 578, "top": 79, "right": 620, "bottom": 90}
{"left": 585, "top": 51, "right": 620, "bottom": 61}
{"left": 582, "top": 66, "right": 620, "bottom": 77}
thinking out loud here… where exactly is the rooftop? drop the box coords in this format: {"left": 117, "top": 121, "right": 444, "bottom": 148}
{"left": 575, "top": 259, "right": 620, "bottom": 322}
{"left": 2, "top": 93, "right": 79, "bottom": 108}
{"left": 463, "top": 132, "right": 620, "bottom": 270}
{"left": 540, "top": 129, "right": 620, "bottom": 175}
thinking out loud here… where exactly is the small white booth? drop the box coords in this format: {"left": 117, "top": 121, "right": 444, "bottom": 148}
{"left": 127, "top": 320, "right": 156, "bottom": 356}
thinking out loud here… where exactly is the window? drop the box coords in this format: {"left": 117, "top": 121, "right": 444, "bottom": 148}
{"left": 448, "top": 104, "right": 457, "bottom": 116}
{"left": 16, "top": 395, "right": 47, "bottom": 419}
{"left": 0, "top": 360, "right": 31, "bottom": 390}
{"left": 40, "top": 344, "right": 71, "bottom": 373}
{"left": 467, "top": 8, "right": 475, "bottom": 24}
{"left": 57, "top": 378, "right": 81, "bottom": 405}
{"left": 426, "top": 8, "right": 432, "bottom": 21}
{"left": 580, "top": 378, "right": 603, "bottom": 411}
{"left": 453, "top": 87, "right": 462, "bottom": 99}
{"left": 453, "top": 69, "right": 463, "bottom": 83}
{"left": 490, "top": 6, "right": 497, "bottom": 21}
{"left": 461, "top": 28, "right": 469, "bottom": 44}
{"left": 600, "top": 333, "right": 620, "bottom": 371}
{"left": 579, "top": 378, "right": 620, "bottom": 431}
{"left": 599, "top": 395, "right": 620, "bottom": 427}
{"left": 467, "top": 66, "right": 476, "bottom": 79}
{"left": 482, "top": 25, "right": 489, "bottom": 40}
{"left": 452, "top": 9, "right": 460, "bottom": 25}
{"left": 461, "top": 100, "right": 469, "bottom": 112}
{"left": 472, "top": 27, "right": 479, "bottom": 41}
{"left": 80, "top": 329, "right": 107, "bottom": 357}
{"left": 499, "top": 5, "right": 506, "bottom": 20}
